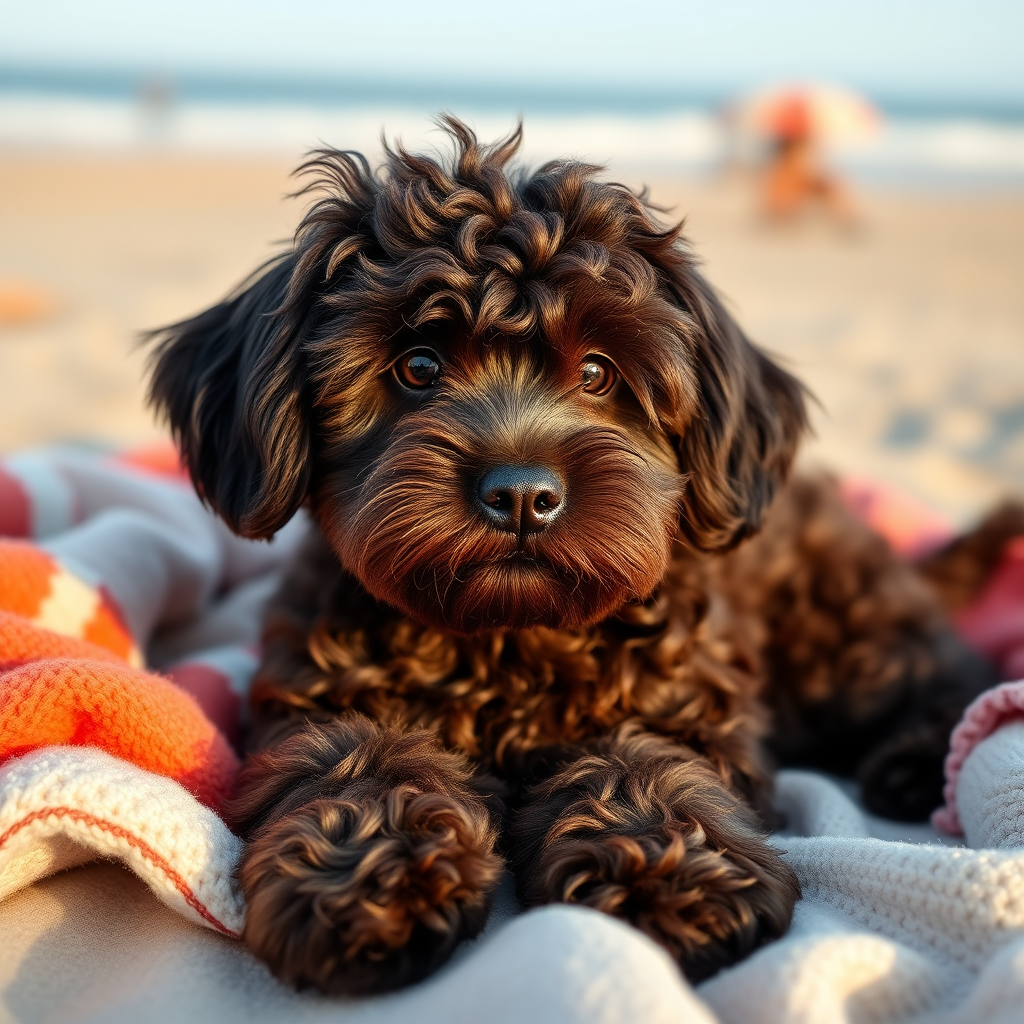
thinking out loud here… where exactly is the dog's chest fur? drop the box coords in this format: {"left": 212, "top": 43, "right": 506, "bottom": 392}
{"left": 252, "top": 526, "right": 768, "bottom": 793}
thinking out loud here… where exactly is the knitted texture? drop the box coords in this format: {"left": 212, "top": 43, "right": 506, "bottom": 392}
{"left": 699, "top": 771, "right": 1024, "bottom": 1024}
{"left": 956, "top": 721, "right": 1024, "bottom": 849}
{"left": 0, "top": 540, "right": 139, "bottom": 665}
{"left": 0, "top": 654, "right": 238, "bottom": 809}
{"left": 0, "top": 539, "right": 239, "bottom": 809}
{"left": 0, "top": 445, "right": 306, "bottom": 935}
{"left": 0, "top": 746, "right": 244, "bottom": 935}
{"left": 933, "top": 679, "right": 1024, "bottom": 834}
{"left": 2, "top": 768, "right": 1023, "bottom": 1024}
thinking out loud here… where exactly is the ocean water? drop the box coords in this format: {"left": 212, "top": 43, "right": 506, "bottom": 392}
{"left": 2, "top": 83, "right": 1023, "bottom": 187}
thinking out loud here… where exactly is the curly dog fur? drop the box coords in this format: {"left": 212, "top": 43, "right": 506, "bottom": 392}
{"left": 148, "top": 118, "right": 1012, "bottom": 994}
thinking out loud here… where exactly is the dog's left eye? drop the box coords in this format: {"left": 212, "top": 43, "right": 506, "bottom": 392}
{"left": 580, "top": 356, "right": 616, "bottom": 396}
{"left": 395, "top": 350, "right": 441, "bottom": 389}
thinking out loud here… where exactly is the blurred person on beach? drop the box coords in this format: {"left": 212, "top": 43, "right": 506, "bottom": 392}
{"left": 760, "top": 93, "right": 859, "bottom": 228}
{"left": 731, "top": 85, "right": 878, "bottom": 230}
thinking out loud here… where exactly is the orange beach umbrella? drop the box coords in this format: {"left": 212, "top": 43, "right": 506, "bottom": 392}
{"left": 732, "top": 83, "right": 881, "bottom": 144}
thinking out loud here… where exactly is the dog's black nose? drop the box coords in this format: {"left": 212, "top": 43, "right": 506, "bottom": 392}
{"left": 476, "top": 465, "right": 565, "bottom": 534}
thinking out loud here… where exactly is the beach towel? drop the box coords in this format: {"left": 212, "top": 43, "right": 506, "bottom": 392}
{"left": 1, "top": 447, "right": 1023, "bottom": 1024}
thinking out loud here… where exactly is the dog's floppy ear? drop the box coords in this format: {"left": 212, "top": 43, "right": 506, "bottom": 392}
{"left": 147, "top": 255, "right": 311, "bottom": 539}
{"left": 669, "top": 275, "right": 808, "bottom": 552}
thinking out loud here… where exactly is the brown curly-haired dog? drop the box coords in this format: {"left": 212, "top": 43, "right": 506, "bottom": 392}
{"left": 148, "top": 118, "right": 1008, "bottom": 995}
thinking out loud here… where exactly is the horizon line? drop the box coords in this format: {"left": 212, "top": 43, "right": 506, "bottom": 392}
{"left": 2, "top": 63, "right": 1023, "bottom": 123}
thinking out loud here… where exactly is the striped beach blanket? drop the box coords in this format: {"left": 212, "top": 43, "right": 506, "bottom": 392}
{"left": 1, "top": 445, "right": 1023, "bottom": 1024}
{"left": 0, "top": 445, "right": 304, "bottom": 940}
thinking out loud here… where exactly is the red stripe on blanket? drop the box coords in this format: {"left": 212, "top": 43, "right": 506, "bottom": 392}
{"left": 0, "top": 468, "right": 31, "bottom": 538}
{"left": 0, "top": 805, "right": 240, "bottom": 937}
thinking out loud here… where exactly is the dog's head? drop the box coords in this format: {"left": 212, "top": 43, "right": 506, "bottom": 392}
{"left": 149, "top": 118, "right": 806, "bottom": 634}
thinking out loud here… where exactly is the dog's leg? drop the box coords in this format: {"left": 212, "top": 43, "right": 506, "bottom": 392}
{"left": 508, "top": 728, "right": 799, "bottom": 982}
{"left": 724, "top": 474, "right": 998, "bottom": 820}
{"left": 228, "top": 714, "right": 504, "bottom": 995}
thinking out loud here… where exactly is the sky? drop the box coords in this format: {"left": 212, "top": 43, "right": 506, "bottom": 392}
{"left": 1, "top": 0, "right": 1022, "bottom": 109}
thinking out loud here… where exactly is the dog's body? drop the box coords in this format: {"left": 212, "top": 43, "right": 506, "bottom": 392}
{"left": 148, "top": 120, "right": 1013, "bottom": 995}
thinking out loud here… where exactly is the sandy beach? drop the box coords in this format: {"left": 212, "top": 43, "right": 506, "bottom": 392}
{"left": 0, "top": 152, "right": 1021, "bottom": 524}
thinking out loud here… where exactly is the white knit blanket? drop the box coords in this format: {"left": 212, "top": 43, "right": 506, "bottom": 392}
{"left": 1, "top": 448, "right": 1023, "bottom": 1024}
{"left": 4, "top": 759, "right": 1023, "bottom": 1024}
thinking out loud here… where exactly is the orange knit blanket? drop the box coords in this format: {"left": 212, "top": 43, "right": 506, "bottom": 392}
{"left": 0, "top": 444, "right": 306, "bottom": 934}
{"left": 0, "top": 540, "right": 239, "bottom": 809}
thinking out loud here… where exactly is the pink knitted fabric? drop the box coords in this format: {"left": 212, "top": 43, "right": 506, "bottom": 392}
{"left": 932, "top": 678, "right": 1024, "bottom": 834}
{"left": 931, "top": 535, "right": 1024, "bottom": 834}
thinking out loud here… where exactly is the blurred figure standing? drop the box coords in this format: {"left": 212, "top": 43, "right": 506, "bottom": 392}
{"left": 732, "top": 84, "right": 879, "bottom": 229}
{"left": 762, "top": 93, "right": 856, "bottom": 225}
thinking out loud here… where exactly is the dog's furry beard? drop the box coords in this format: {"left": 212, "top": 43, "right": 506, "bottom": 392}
{"left": 321, "top": 365, "right": 684, "bottom": 634}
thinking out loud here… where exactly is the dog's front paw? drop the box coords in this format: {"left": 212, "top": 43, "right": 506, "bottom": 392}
{"left": 239, "top": 787, "right": 502, "bottom": 995}
{"left": 512, "top": 733, "right": 799, "bottom": 981}
{"left": 230, "top": 717, "right": 504, "bottom": 995}
{"left": 523, "top": 819, "right": 797, "bottom": 982}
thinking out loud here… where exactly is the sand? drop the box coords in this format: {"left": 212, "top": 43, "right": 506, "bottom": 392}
{"left": 0, "top": 153, "right": 1021, "bottom": 524}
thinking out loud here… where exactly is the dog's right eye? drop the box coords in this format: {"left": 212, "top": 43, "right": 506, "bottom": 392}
{"left": 394, "top": 350, "right": 441, "bottom": 389}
